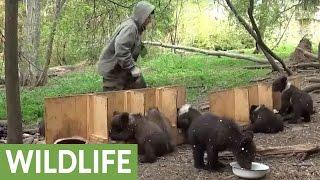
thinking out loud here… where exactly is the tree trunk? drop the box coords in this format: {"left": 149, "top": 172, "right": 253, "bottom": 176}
{"left": 20, "top": 0, "right": 41, "bottom": 86}
{"left": 253, "top": 0, "right": 267, "bottom": 54}
{"left": 260, "top": 45, "right": 283, "bottom": 72}
{"left": 36, "top": 0, "right": 66, "bottom": 86}
{"left": 253, "top": 42, "right": 261, "bottom": 54}
{"left": 318, "top": 42, "right": 320, "bottom": 63}
{"left": 303, "top": 84, "right": 320, "bottom": 93}
{"left": 5, "top": 0, "right": 23, "bottom": 144}
{"left": 247, "top": 0, "right": 293, "bottom": 75}
{"left": 253, "top": 25, "right": 265, "bottom": 54}
{"left": 171, "top": 0, "right": 183, "bottom": 54}
{"left": 253, "top": 30, "right": 265, "bottom": 54}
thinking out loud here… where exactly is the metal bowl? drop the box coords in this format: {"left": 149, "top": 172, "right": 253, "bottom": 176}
{"left": 230, "top": 162, "right": 270, "bottom": 179}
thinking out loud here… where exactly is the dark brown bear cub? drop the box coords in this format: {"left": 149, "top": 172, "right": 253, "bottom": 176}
{"left": 146, "top": 107, "right": 175, "bottom": 151}
{"left": 109, "top": 112, "right": 173, "bottom": 163}
{"left": 177, "top": 104, "right": 256, "bottom": 170}
{"left": 272, "top": 76, "right": 314, "bottom": 124}
{"left": 248, "top": 105, "right": 284, "bottom": 134}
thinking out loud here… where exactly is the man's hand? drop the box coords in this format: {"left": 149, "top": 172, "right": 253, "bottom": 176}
{"left": 130, "top": 66, "right": 141, "bottom": 77}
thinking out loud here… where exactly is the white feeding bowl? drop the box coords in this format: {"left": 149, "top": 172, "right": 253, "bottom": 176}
{"left": 230, "top": 162, "right": 270, "bottom": 179}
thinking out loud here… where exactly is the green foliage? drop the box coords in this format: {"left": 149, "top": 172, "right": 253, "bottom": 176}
{"left": 178, "top": 1, "right": 254, "bottom": 50}
{"left": 0, "top": 1, "right": 4, "bottom": 53}
{"left": 14, "top": 0, "right": 176, "bottom": 67}
{"left": 231, "top": 0, "right": 285, "bottom": 40}
{"left": 273, "top": 44, "right": 297, "bottom": 59}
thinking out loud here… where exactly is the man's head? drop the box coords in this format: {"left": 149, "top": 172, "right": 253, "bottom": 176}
{"left": 133, "top": 1, "right": 155, "bottom": 31}
{"left": 143, "top": 10, "right": 154, "bottom": 28}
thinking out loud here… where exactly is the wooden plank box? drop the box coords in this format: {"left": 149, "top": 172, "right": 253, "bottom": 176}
{"left": 45, "top": 94, "right": 109, "bottom": 144}
{"left": 247, "top": 83, "right": 273, "bottom": 110}
{"left": 45, "top": 85, "right": 186, "bottom": 145}
{"left": 209, "top": 83, "right": 274, "bottom": 125}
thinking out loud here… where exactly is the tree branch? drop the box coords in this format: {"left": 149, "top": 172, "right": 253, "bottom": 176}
{"left": 36, "top": 0, "right": 67, "bottom": 86}
{"left": 248, "top": 0, "right": 262, "bottom": 41}
{"left": 224, "top": 0, "right": 282, "bottom": 71}
{"left": 224, "top": 0, "right": 257, "bottom": 39}
{"left": 104, "top": 0, "right": 133, "bottom": 9}
{"left": 0, "top": 29, "right": 5, "bottom": 43}
{"left": 272, "top": 8, "right": 296, "bottom": 50}
{"left": 143, "top": 41, "right": 268, "bottom": 64}
{"left": 280, "top": 2, "right": 302, "bottom": 14}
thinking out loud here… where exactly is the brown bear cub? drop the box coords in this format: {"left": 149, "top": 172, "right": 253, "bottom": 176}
{"left": 272, "top": 76, "right": 314, "bottom": 124}
{"left": 109, "top": 112, "right": 174, "bottom": 163}
{"left": 146, "top": 107, "right": 175, "bottom": 150}
{"left": 177, "top": 104, "right": 256, "bottom": 170}
{"left": 248, "top": 105, "right": 284, "bottom": 134}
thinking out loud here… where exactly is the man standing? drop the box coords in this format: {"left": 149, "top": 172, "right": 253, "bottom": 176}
{"left": 97, "top": 1, "right": 155, "bottom": 91}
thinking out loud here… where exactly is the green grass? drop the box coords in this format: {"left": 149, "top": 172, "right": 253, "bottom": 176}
{"left": 273, "top": 44, "right": 297, "bottom": 59}
{"left": 141, "top": 53, "right": 269, "bottom": 101}
{"left": 0, "top": 68, "right": 102, "bottom": 122}
{"left": 0, "top": 51, "right": 282, "bottom": 123}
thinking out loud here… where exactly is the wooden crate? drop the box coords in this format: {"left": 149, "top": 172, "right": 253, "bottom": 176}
{"left": 210, "top": 87, "right": 249, "bottom": 125}
{"left": 155, "top": 87, "right": 184, "bottom": 145}
{"left": 135, "top": 86, "right": 186, "bottom": 145}
{"left": 272, "top": 76, "right": 303, "bottom": 110}
{"left": 209, "top": 83, "right": 273, "bottom": 125}
{"left": 45, "top": 94, "right": 109, "bottom": 144}
{"left": 97, "top": 90, "right": 145, "bottom": 129}
{"left": 45, "top": 86, "right": 186, "bottom": 145}
{"left": 247, "top": 83, "right": 273, "bottom": 110}
{"left": 161, "top": 86, "right": 186, "bottom": 144}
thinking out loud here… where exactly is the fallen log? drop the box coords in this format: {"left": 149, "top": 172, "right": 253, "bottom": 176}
{"left": 303, "top": 84, "right": 320, "bottom": 93}
{"left": 256, "top": 144, "right": 319, "bottom": 156}
{"left": 244, "top": 62, "right": 320, "bottom": 70}
{"left": 250, "top": 77, "right": 271, "bottom": 83}
{"left": 297, "top": 47, "right": 318, "bottom": 61}
{"left": 295, "top": 62, "right": 320, "bottom": 69}
{"left": 244, "top": 65, "right": 273, "bottom": 69}
{"left": 307, "top": 78, "right": 320, "bottom": 83}
{"left": 297, "top": 69, "right": 318, "bottom": 74}
{"left": 318, "top": 42, "right": 320, "bottom": 63}
{"left": 143, "top": 41, "right": 268, "bottom": 64}
{"left": 220, "top": 144, "right": 320, "bottom": 159}
{"left": 23, "top": 128, "right": 38, "bottom": 135}
{"left": 0, "top": 120, "right": 7, "bottom": 126}
{"left": 47, "top": 61, "right": 87, "bottom": 78}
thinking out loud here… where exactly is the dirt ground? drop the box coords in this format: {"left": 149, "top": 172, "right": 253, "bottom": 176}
{"left": 139, "top": 75, "right": 320, "bottom": 180}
